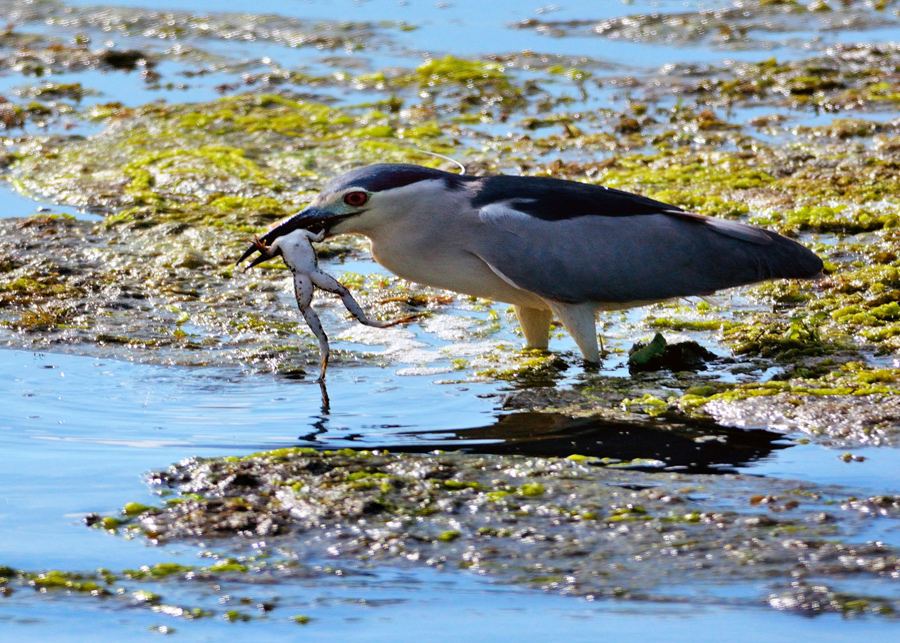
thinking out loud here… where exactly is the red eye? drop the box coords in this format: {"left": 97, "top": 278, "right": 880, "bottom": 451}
{"left": 343, "top": 191, "right": 368, "bottom": 207}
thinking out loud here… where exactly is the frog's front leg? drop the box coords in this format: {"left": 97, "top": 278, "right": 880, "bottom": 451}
{"left": 293, "top": 272, "right": 330, "bottom": 381}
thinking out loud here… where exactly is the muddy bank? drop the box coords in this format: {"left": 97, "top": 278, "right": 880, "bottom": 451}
{"left": 67, "top": 447, "right": 899, "bottom": 616}
{"left": 514, "top": 2, "right": 900, "bottom": 50}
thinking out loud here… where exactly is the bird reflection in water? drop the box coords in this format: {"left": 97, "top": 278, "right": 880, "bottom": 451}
{"left": 361, "top": 412, "right": 788, "bottom": 474}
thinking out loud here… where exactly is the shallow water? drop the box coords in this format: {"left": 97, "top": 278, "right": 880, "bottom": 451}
{"left": 3, "top": 0, "right": 900, "bottom": 638}
{"left": 3, "top": 565, "right": 897, "bottom": 643}
{"left": 0, "top": 349, "right": 487, "bottom": 568}
{"left": 3, "top": 347, "right": 900, "bottom": 640}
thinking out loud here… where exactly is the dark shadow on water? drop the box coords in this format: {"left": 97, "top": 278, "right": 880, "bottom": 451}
{"left": 286, "top": 378, "right": 788, "bottom": 474}
{"left": 362, "top": 412, "right": 790, "bottom": 474}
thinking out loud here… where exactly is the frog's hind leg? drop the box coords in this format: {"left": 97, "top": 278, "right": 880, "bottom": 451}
{"left": 309, "top": 271, "right": 404, "bottom": 328}
{"left": 294, "top": 273, "right": 330, "bottom": 381}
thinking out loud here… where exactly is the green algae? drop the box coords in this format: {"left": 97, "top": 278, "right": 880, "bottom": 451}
{"left": 65, "top": 448, "right": 900, "bottom": 614}
{"left": 8, "top": 92, "right": 453, "bottom": 234}
{"left": 122, "top": 502, "right": 155, "bottom": 517}
{"left": 519, "top": 483, "right": 545, "bottom": 497}
{"left": 415, "top": 56, "right": 509, "bottom": 86}
{"left": 99, "top": 517, "right": 124, "bottom": 531}
{"left": 122, "top": 563, "right": 194, "bottom": 580}
{"left": 0, "top": 560, "right": 284, "bottom": 624}
{"left": 474, "top": 349, "right": 568, "bottom": 385}
{"left": 751, "top": 204, "right": 900, "bottom": 234}
{"left": 587, "top": 150, "right": 776, "bottom": 196}
{"left": 646, "top": 318, "right": 731, "bottom": 332}
{"left": 223, "top": 609, "right": 252, "bottom": 622}
{"left": 604, "top": 504, "right": 650, "bottom": 523}
{"left": 27, "top": 570, "right": 112, "bottom": 595}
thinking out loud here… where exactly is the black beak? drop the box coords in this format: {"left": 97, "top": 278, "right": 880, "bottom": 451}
{"left": 236, "top": 206, "right": 336, "bottom": 266}
{"left": 245, "top": 246, "right": 281, "bottom": 269}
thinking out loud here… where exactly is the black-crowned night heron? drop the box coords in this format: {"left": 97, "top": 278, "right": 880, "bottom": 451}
{"left": 239, "top": 163, "right": 823, "bottom": 363}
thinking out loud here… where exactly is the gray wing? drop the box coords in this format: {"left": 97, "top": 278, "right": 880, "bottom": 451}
{"left": 470, "top": 203, "right": 823, "bottom": 304}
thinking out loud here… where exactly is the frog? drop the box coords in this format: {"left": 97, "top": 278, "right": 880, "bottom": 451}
{"left": 249, "top": 228, "right": 418, "bottom": 381}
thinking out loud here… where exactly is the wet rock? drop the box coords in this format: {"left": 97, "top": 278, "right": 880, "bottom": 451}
{"left": 99, "top": 49, "right": 151, "bottom": 71}
{"left": 0, "top": 99, "right": 24, "bottom": 130}
{"left": 628, "top": 333, "right": 716, "bottom": 373}
{"left": 769, "top": 579, "right": 896, "bottom": 616}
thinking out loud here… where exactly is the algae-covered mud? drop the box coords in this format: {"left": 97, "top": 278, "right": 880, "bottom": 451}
{"left": 95, "top": 448, "right": 900, "bottom": 613}
{"left": 3, "top": 0, "right": 900, "bottom": 640}
{"left": 6, "top": 445, "right": 900, "bottom": 626}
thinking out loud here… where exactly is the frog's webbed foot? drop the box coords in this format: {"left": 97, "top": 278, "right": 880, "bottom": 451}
{"left": 343, "top": 299, "right": 421, "bottom": 329}
{"left": 317, "top": 354, "right": 328, "bottom": 382}
{"left": 252, "top": 235, "right": 270, "bottom": 253}
{"left": 244, "top": 235, "right": 280, "bottom": 270}
{"left": 371, "top": 313, "right": 422, "bottom": 328}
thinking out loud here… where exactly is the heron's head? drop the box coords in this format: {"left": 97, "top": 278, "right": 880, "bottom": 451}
{"left": 237, "top": 163, "right": 471, "bottom": 266}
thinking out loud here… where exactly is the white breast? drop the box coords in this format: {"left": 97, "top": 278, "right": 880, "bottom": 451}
{"left": 330, "top": 180, "right": 547, "bottom": 309}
